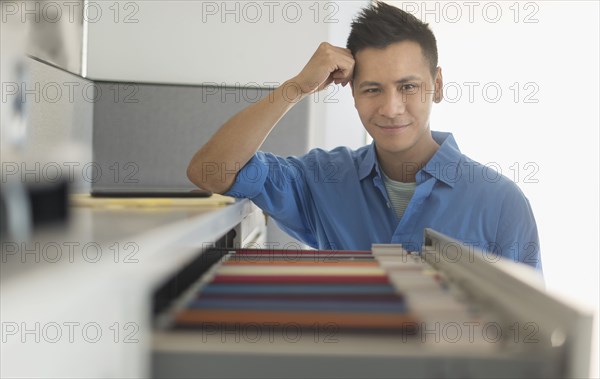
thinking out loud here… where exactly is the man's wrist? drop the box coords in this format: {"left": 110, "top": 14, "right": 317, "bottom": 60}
{"left": 278, "top": 77, "right": 306, "bottom": 103}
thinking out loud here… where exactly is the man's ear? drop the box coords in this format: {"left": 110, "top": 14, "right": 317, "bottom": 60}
{"left": 434, "top": 67, "right": 443, "bottom": 103}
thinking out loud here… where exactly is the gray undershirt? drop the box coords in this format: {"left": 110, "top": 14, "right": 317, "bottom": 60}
{"left": 381, "top": 171, "right": 417, "bottom": 220}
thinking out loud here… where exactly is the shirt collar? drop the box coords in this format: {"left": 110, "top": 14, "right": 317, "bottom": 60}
{"left": 358, "top": 131, "right": 463, "bottom": 188}
{"left": 358, "top": 141, "right": 379, "bottom": 180}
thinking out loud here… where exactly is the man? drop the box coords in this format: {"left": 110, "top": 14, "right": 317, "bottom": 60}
{"left": 187, "top": 2, "right": 542, "bottom": 271}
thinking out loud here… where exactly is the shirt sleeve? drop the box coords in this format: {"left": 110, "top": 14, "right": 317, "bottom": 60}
{"left": 495, "top": 184, "right": 543, "bottom": 273}
{"left": 224, "top": 151, "right": 319, "bottom": 247}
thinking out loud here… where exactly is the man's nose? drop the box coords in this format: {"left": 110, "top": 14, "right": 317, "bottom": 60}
{"left": 377, "top": 90, "right": 406, "bottom": 118}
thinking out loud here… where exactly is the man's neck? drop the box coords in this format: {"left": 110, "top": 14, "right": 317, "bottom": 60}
{"left": 376, "top": 135, "right": 440, "bottom": 183}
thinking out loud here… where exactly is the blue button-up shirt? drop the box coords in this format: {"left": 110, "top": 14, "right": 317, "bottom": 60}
{"left": 226, "top": 131, "right": 541, "bottom": 270}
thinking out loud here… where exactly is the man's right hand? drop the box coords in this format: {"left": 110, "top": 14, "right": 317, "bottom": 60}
{"left": 292, "top": 42, "right": 355, "bottom": 96}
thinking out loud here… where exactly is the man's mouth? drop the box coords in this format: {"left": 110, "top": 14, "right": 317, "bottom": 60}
{"left": 377, "top": 123, "right": 411, "bottom": 129}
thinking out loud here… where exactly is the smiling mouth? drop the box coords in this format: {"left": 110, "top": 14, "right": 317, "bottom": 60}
{"left": 377, "top": 123, "right": 411, "bottom": 129}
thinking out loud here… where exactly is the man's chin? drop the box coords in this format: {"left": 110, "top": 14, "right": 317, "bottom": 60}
{"left": 374, "top": 140, "right": 412, "bottom": 156}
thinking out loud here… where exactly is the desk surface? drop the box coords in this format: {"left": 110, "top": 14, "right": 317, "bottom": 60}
{"left": 1, "top": 197, "right": 262, "bottom": 378}
{"left": 1, "top": 197, "right": 257, "bottom": 282}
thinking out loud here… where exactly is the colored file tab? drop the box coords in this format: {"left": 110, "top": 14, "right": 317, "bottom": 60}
{"left": 211, "top": 275, "right": 391, "bottom": 284}
{"left": 198, "top": 294, "right": 403, "bottom": 302}
{"left": 215, "top": 266, "right": 387, "bottom": 276}
{"left": 223, "top": 260, "right": 380, "bottom": 266}
{"left": 188, "top": 299, "right": 408, "bottom": 312}
{"left": 231, "top": 249, "right": 372, "bottom": 255}
{"left": 201, "top": 284, "right": 397, "bottom": 295}
{"left": 175, "top": 309, "right": 417, "bottom": 330}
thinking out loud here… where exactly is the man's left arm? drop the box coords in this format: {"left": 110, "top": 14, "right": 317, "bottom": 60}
{"left": 495, "top": 186, "right": 543, "bottom": 272}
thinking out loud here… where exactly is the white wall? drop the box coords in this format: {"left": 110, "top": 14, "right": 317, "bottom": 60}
{"left": 385, "top": 1, "right": 599, "bottom": 375}
{"left": 321, "top": 1, "right": 368, "bottom": 151}
{"left": 86, "top": 1, "right": 329, "bottom": 85}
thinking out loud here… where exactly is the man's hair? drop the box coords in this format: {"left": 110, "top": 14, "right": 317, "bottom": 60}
{"left": 346, "top": 1, "right": 438, "bottom": 78}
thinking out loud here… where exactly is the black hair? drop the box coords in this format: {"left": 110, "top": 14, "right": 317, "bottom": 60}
{"left": 347, "top": 1, "right": 438, "bottom": 78}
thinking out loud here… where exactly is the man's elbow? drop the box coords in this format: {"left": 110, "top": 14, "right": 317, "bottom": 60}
{"left": 187, "top": 162, "right": 212, "bottom": 192}
{"left": 186, "top": 162, "right": 229, "bottom": 194}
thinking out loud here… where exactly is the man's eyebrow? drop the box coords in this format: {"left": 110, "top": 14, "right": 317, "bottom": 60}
{"left": 358, "top": 75, "right": 422, "bottom": 89}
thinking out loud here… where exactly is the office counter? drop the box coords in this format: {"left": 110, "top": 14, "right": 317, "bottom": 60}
{"left": 1, "top": 197, "right": 265, "bottom": 378}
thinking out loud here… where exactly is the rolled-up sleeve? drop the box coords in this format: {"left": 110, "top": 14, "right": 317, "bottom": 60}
{"left": 225, "top": 151, "right": 318, "bottom": 247}
{"left": 224, "top": 153, "right": 271, "bottom": 199}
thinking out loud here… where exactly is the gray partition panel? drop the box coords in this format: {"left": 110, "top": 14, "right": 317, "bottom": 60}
{"left": 92, "top": 82, "right": 310, "bottom": 190}
{"left": 23, "top": 57, "right": 94, "bottom": 193}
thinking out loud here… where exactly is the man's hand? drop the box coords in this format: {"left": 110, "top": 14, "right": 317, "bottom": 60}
{"left": 292, "top": 42, "right": 355, "bottom": 95}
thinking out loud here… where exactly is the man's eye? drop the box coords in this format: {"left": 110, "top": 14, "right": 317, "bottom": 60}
{"left": 365, "top": 88, "right": 380, "bottom": 94}
{"left": 402, "top": 84, "right": 417, "bottom": 91}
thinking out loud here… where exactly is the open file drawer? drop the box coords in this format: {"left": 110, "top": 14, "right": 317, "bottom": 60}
{"left": 151, "top": 229, "right": 592, "bottom": 379}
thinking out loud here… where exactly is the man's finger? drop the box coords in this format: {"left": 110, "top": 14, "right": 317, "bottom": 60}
{"left": 337, "top": 63, "right": 355, "bottom": 80}
{"left": 332, "top": 70, "right": 346, "bottom": 79}
{"left": 331, "top": 45, "right": 354, "bottom": 57}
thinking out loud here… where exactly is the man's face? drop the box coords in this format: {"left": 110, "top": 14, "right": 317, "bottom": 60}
{"left": 352, "top": 41, "right": 442, "bottom": 161}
